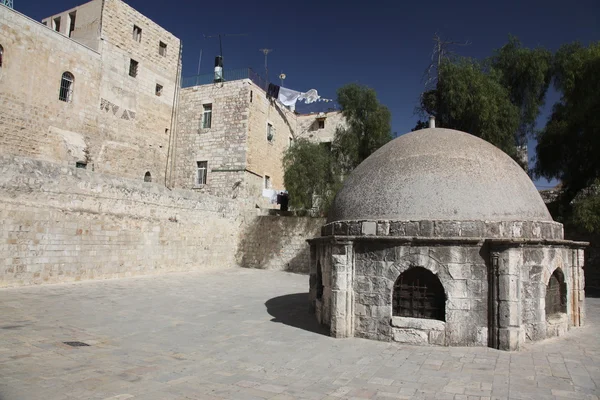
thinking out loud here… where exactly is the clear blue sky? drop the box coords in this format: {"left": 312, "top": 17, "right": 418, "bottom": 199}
{"left": 16, "top": 0, "right": 600, "bottom": 187}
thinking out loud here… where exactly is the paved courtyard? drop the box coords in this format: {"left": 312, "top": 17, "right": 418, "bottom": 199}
{"left": 0, "top": 268, "right": 598, "bottom": 400}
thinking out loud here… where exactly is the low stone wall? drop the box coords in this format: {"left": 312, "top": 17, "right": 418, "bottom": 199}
{"left": 237, "top": 215, "right": 325, "bottom": 274}
{"left": 0, "top": 155, "right": 241, "bottom": 287}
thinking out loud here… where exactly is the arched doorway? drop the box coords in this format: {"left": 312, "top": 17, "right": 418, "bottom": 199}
{"left": 144, "top": 171, "right": 152, "bottom": 182}
{"left": 545, "top": 269, "right": 567, "bottom": 317}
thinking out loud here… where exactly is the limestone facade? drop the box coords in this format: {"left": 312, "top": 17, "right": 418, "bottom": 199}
{"left": 297, "top": 111, "right": 347, "bottom": 144}
{"left": 1, "top": 0, "right": 181, "bottom": 183}
{"left": 0, "top": 154, "right": 239, "bottom": 287}
{"left": 173, "top": 78, "right": 340, "bottom": 206}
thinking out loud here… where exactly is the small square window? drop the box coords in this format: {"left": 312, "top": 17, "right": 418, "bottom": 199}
{"left": 318, "top": 119, "right": 325, "bottom": 129}
{"left": 264, "top": 175, "right": 271, "bottom": 189}
{"left": 155, "top": 84, "right": 163, "bottom": 96}
{"left": 133, "top": 25, "right": 142, "bottom": 42}
{"left": 267, "top": 123, "right": 274, "bottom": 142}
{"left": 159, "top": 41, "right": 167, "bottom": 57}
{"left": 197, "top": 161, "right": 208, "bottom": 185}
{"left": 202, "top": 104, "right": 212, "bottom": 129}
{"left": 129, "top": 59, "right": 138, "bottom": 78}
{"left": 75, "top": 162, "right": 87, "bottom": 169}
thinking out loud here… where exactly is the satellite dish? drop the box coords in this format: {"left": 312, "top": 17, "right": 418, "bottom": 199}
{"left": 279, "top": 73, "right": 286, "bottom": 80}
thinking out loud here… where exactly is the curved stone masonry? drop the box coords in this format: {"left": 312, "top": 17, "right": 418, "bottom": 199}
{"left": 320, "top": 219, "right": 564, "bottom": 240}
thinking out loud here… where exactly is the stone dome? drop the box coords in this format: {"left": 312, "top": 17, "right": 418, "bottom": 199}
{"left": 328, "top": 128, "right": 552, "bottom": 223}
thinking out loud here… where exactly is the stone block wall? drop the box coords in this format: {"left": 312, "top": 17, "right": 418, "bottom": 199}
{"left": 246, "top": 84, "right": 297, "bottom": 192}
{"left": 0, "top": 6, "right": 102, "bottom": 165}
{"left": 0, "top": 155, "right": 240, "bottom": 287}
{"left": 41, "top": 0, "right": 102, "bottom": 51}
{"left": 173, "top": 81, "right": 250, "bottom": 198}
{"left": 351, "top": 241, "right": 489, "bottom": 346}
{"left": 1, "top": 2, "right": 181, "bottom": 184}
{"left": 237, "top": 215, "right": 325, "bottom": 274}
{"left": 95, "top": 0, "right": 181, "bottom": 182}
{"left": 297, "top": 111, "right": 346, "bottom": 144}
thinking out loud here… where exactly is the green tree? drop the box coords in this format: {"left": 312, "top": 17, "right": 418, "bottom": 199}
{"left": 282, "top": 139, "right": 340, "bottom": 214}
{"left": 333, "top": 83, "right": 393, "bottom": 173}
{"left": 416, "top": 37, "right": 553, "bottom": 166}
{"left": 420, "top": 58, "right": 521, "bottom": 160}
{"left": 489, "top": 37, "right": 553, "bottom": 146}
{"left": 534, "top": 42, "right": 600, "bottom": 203}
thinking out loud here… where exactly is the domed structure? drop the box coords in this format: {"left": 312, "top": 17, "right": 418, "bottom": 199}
{"left": 308, "top": 126, "right": 586, "bottom": 351}
{"left": 329, "top": 128, "right": 551, "bottom": 223}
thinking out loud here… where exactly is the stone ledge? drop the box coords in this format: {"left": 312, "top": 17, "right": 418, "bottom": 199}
{"left": 390, "top": 316, "right": 445, "bottom": 331}
{"left": 320, "top": 220, "right": 565, "bottom": 240}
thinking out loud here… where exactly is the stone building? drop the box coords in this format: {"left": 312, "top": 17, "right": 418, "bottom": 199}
{"left": 1, "top": 0, "right": 181, "bottom": 182}
{"left": 172, "top": 76, "right": 345, "bottom": 206}
{"left": 308, "top": 127, "right": 586, "bottom": 351}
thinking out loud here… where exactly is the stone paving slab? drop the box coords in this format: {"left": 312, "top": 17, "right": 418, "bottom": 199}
{"left": 0, "top": 268, "right": 598, "bottom": 400}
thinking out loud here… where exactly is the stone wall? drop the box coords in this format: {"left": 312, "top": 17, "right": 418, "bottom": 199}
{"left": 246, "top": 84, "right": 297, "bottom": 193}
{"left": 237, "top": 215, "right": 325, "bottom": 274}
{"left": 173, "top": 80, "right": 250, "bottom": 199}
{"left": 0, "top": 6, "right": 102, "bottom": 165}
{"left": 0, "top": 155, "right": 240, "bottom": 287}
{"left": 1, "top": 1, "right": 181, "bottom": 184}
{"left": 95, "top": 0, "right": 181, "bottom": 182}
{"left": 297, "top": 111, "right": 346, "bottom": 144}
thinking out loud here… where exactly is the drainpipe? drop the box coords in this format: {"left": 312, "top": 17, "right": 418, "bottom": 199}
{"left": 164, "top": 40, "right": 183, "bottom": 188}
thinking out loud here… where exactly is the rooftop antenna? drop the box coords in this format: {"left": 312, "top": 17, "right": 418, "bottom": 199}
{"left": 204, "top": 33, "right": 248, "bottom": 81}
{"left": 0, "top": 0, "right": 13, "bottom": 8}
{"left": 259, "top": 48, "right": 273, "bottom": 84}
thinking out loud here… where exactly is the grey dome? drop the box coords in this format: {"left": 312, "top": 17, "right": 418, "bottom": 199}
{"left": 328, "top": 128, "right": 552, "bottom": 223}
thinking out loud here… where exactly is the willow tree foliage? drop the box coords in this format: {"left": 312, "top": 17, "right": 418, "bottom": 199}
{"left": 416, "top": 37, "right": 552, "bottom": 167}
{"left": 283, "top": 84, "right": 391, "bottom": 214}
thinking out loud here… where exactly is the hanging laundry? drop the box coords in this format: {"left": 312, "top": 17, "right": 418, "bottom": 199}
{"left": 267, "top": 83, "right": 329, "bottom": 107}
{"left": 298, "top": 89, "right": 320, "bottom": 104}
{"left": 278, "top": 87, "right": 302, "bottom": 106}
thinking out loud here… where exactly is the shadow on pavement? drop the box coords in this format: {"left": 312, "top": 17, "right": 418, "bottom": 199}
{"left": 265, "top": 293, "right": 329, "bottom": 336}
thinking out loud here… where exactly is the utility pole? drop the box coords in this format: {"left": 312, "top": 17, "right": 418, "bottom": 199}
{"left": 259, "top": 48, "right": 273, "bottom": 85}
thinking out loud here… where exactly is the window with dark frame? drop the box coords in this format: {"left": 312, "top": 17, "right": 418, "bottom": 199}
{"left": 196, "top": 161, "right": 208, "bottom": 185}
{"left": 144, "top": 171, "right": 152, "bottom": 182}
{"left": 267, "top": 123, "right": 274, "bottom": 142}
{"left": 393, "top": 267, "right": 446, "bottom": 321}
{"left": 202, "top": 104, "right": 212, "bottom": 129}
{"left": 155, "top": 84, "right": 163, "bottom": 96}
{"left": 129, "top": 59, "right": 138, "bottom": 77}
{"left": 546, "top": 269, "right": 567, "bottom": 317}
{"left": 133, "top": 25, "right": 142, "bottom": 42}
{"left": 159, "top": 41, "right": 167, "bottom": 56}
{"left": 59, "top": 71, "right": 74, "bottom": 102}
{"left": 0, "top": 45, "right": 4, "bottom": 68}
{"left": 264, "top": 175, "right": 271, "bottom": 189}
{"left": 318, "top": 119, "right": 325, "bottom": 129}
{"left": 75, "top": 162, "right": 87, "bottom": 169}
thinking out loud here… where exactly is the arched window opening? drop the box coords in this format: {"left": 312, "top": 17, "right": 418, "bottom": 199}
{"left": 144, "top": 171, "right": 152, "bottom": 182}
{"left": 546, "top": 269, "right": 567, "bottom": 317}
{"left": 59, "top": 72, "right": 74, "bottom": 102}
{"left": 0, "top": 45, "right": 4, "bottom": 68}
{"left": 316, "top": 262, "right": 324, "bottom": 300}
{"left": 393, "top": 267, "right": 446, "bottom": 321}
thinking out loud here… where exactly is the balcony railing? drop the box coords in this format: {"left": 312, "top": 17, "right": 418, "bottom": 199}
{"left": 181, "top": 68, "right": 267, "bottom": 91}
